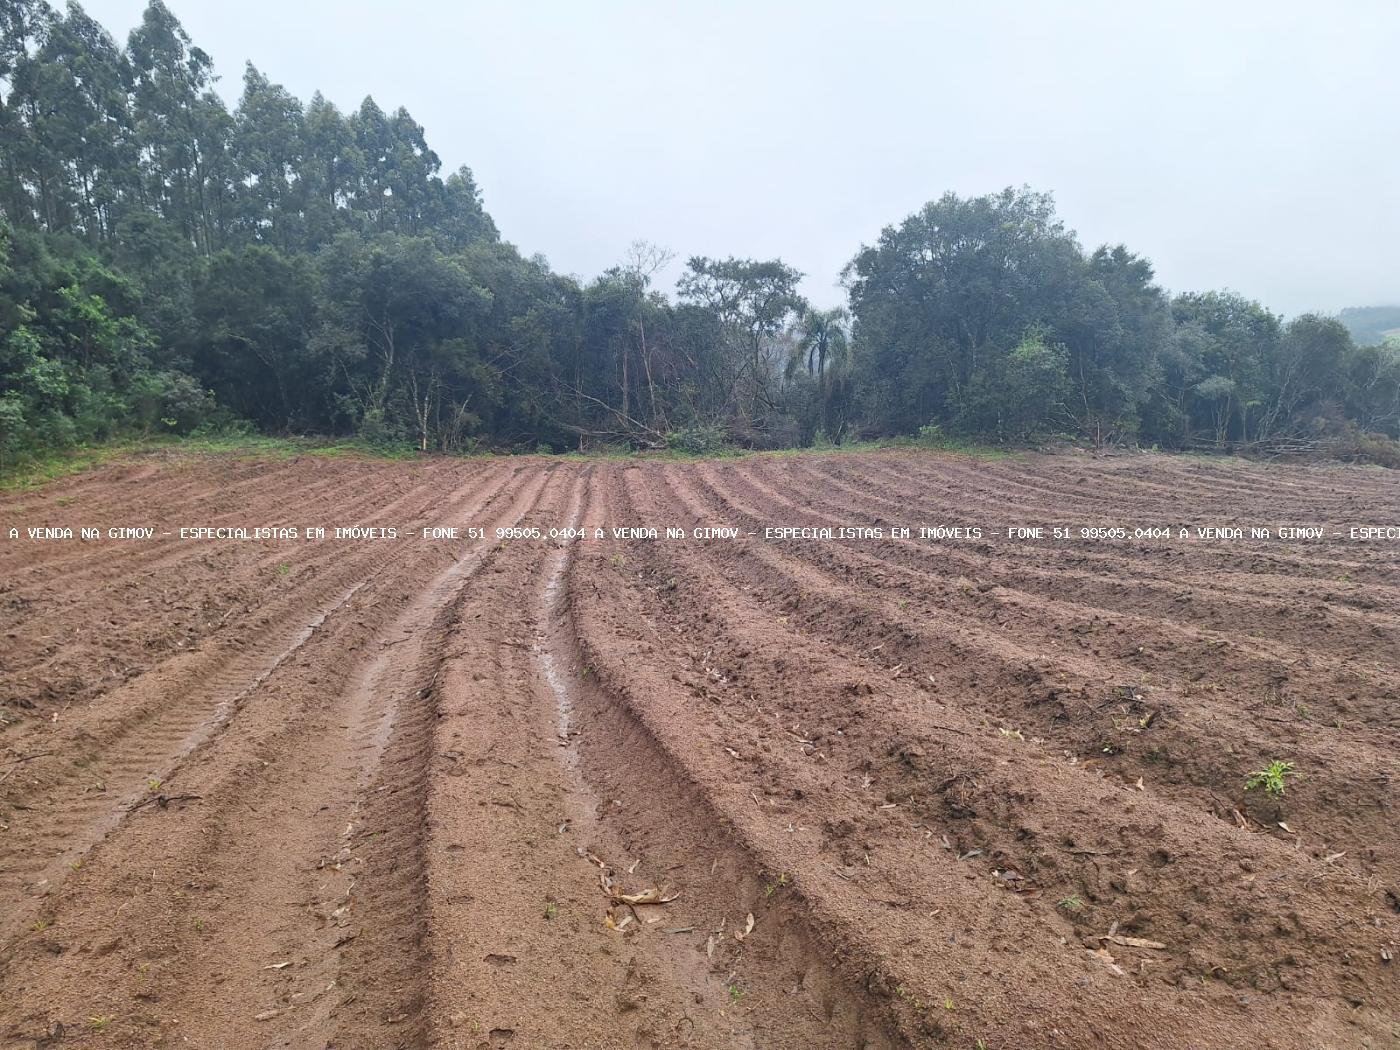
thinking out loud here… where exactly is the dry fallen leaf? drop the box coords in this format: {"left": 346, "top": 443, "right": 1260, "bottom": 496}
{"left": 610, "top": 886, "right": 679, "bottom": 906}
{"left": 1103, "top": 934, "right": 1167, "bottom": 950}
{"left": 604, "top": 907, "right": 634, "bottom": 932}
{"left": 1090, "top": 947, "right": 1125, "bottom": 976}
{"left": 733, "top": 913, "right": 755, "bottom": 942}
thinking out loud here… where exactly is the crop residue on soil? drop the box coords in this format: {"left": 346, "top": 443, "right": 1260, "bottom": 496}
{"left": 0, "top": 450, "right": 1397, "bottom": 1049}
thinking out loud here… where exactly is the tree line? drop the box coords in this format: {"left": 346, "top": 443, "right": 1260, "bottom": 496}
{"left": 3, "top": 0, "right": 1398, "bottom": 464}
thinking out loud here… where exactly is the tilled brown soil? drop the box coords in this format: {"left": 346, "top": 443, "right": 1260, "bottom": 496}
{"left": 0, "top": 450, "right": 1396, "bottom": 1049}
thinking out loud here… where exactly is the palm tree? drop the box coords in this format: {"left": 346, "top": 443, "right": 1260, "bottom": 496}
{"left": 790, "top": 306, "right": 849, "bottom": 380}
{"left": 788, "top": 307, "right": 852, "bottom": 440}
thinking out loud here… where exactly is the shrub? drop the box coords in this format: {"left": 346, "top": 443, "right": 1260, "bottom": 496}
{"left": 664, "top": 424, "right": 731, "bottom": 455}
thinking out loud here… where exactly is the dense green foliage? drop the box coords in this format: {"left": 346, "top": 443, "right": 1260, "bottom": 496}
{"left": 844, "top": 189, "right": 1400, "bottom": 449}
{"left": 2, "top": 1, "right": 1397, "bottom": 466}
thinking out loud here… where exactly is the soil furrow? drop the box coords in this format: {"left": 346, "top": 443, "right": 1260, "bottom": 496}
{"left": 3, "top": 451, "right": 1396, "bottom": 1050}
{"left": 0, "top": 467, "right": 554, "bottom": 1048}
{"left": 0, "top": 461, "right": 497, "bottom": 716}
{"left": 681, "top": 461, "right": 1400, "bottom": 868}
{"left": 0, "top": 465, "right": 526, "bottom": 938}
{"left": 768, "top": 454, "right": 1400, "bottom": 608}
{"left": 583, "top": 461, "right": 1398, "bottom": 1050}
{"left": 847, "top": 454, "right": 1400, "bottom": 578}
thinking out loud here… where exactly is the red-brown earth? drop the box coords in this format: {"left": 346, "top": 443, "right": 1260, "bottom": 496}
{"left": 0, "top": 449, "right": 1396, "bottom": 1049}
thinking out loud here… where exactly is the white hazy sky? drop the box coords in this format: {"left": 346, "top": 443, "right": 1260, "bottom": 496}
{"left": 81, "top": 0, "right": 1400, "bottom": 315}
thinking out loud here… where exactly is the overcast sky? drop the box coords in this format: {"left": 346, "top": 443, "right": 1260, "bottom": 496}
{"left": 82, "top": 0, "right": 1400, "bottom": 316}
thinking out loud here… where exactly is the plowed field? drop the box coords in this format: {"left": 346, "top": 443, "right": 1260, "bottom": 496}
{"left": 1, "top": 451, "right": 1396, "bottom": 1049}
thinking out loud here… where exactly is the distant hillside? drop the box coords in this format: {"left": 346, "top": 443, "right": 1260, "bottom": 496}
{"left": 1340, "top": 305, "right": 1400, "bottom": 346}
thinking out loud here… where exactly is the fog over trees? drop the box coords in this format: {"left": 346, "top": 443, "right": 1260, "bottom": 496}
{"left": 3, "top": 0, "right": 1398, "bottom": 462}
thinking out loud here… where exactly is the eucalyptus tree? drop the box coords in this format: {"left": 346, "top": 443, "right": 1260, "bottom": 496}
{"left": 232, "top": 64, "right": 306, "bottom": 250}
{"left": 127, "top": 0, "right": 235, "bottom": 253}
{"left": 24, "top": 3, "right": 134, "bottom": 240}
{"left": 301, "top": 91, "right": 362, "bottom": 247}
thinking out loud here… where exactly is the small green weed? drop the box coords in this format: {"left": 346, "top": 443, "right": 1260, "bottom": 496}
{"left": 1245, "top": 760, "right": 1296, "bottom": 798}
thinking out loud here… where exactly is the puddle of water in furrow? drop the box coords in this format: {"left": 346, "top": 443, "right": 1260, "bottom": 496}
{"left": 538, "top": 486, "right": 590, "bottom": 803}
{"left": 534, "top": 473, "right": 758, "bottom": 1048}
